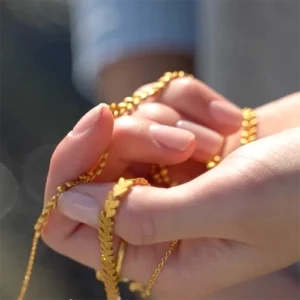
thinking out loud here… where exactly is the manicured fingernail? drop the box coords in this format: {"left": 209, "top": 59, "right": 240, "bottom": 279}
{"left": 176, "top": 120, "right": 222, "bottom": 155}
{"left": 209, "top": 100, "right": 242, "bottom": 127}
{"left": 71, "top": 103, "right": 108, "bottom": 135}
{"left": 58, "top": 191, "right": 98, "bottom": 226}
{"left": 149, "top": 124, "right": 194, "bottom": 151}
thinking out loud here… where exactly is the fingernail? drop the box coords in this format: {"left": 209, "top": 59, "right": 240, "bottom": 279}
{"left": 71, "top": 103, "right": 108, "bottom": 135}
{"left": 58, "top": 191, "right": 98, "bottom": 226}
{"left": 176, "top": 120, "right": 222, "bottom": 154}
{"left": 209, "top": 100, "right": 242, "bottom": 127}
{"left": 149, "top": 124, "right": 194, "bottom": 151}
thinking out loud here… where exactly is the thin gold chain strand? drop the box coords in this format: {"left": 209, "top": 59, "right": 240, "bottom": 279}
{"left": 17, "top": 155, "right": 109, "bottom": 300}
{"left": 140, "top": 240, "right": 178, "bottom": 298}
{"left": 17, "top": 232, "right": 40, "bottom": 300}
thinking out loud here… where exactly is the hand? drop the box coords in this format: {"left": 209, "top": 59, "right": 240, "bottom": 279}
{"left": 52, "top": 125, "right": 300, "bottom": 299}
{"left": 46, "top": 77, "right": 242, "bottom": 192}
{"left": 41, "top": 82, "right": 298, "bottom": 299}
{"left": 42, "top": 82, "right": 241, "bottom": 299}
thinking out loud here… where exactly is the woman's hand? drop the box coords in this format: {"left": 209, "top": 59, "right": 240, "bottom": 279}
{"left": 133, "top": 79, "right": 300, "bottom": 157}
{"left": 42, "top": 77, "right": 300, "bottom": 298}
{"left": 51, "top": 124, "right": 300, "bottom": 299}
{"left": 42, "top": 82, "right": 242, "bottom": 299}
{"left": 131, "top": 77, "right": 243, "bottom": 183}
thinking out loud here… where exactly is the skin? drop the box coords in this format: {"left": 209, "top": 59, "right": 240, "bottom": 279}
{"left": 42, "top": 78, "right": 300, "bottom": 299}
{"left": 98, "top": 53, "right": 194, "bottom": 104}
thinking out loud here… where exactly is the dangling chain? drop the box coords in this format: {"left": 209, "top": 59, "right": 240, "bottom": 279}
{"left": 17, "top": 72, "right": 257, "bottom": 300}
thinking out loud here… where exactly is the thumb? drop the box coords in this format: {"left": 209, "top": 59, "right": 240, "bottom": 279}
{"left": 57, "top": 165, "right": 237, "bottom": 245}
{"left": 43, "top": 103, "right": 114, "bottom": 249}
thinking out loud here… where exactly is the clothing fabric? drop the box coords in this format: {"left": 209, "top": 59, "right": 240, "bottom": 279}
{"left": 71, "top": 0, "right": 299, "bottom": 107}
{"left": 71, "top": 0, "right": 196, "bottom": 100}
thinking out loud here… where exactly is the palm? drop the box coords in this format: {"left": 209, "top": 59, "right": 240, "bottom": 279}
{"left": 125, "top": 231, "right": 233, "bottom": 299}
{"left": 95, "top": 156, "right": 207, "bottom": 187}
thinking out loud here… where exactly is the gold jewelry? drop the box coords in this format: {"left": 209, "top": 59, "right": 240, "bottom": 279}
{"left": 241, "top": 107, "right": 258, "bottom": 144}
{"left": 98, "top": 177, "right": 149, "bottom": 300}
{"left": 206, "top": 155, "right": 222, "bottom": 170}
{"left": 95, "top": 237, "right": 128, "bottom": 282}
{"left": 207, "top": 107, "right": 257, "bottom": 169}
{"left": 116, "top": 240, "right": 127, "bottom": 280}
{"left": 17, "top": 72, "right": 258, "bottom": 300}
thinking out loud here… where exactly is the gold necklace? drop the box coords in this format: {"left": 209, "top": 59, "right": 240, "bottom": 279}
{"left": 17, "top": 72, "right": 257, "bottom": 300}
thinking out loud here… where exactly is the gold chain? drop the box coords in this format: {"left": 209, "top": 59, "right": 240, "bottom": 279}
{"left": 240, "top": 108, "right": 258, "bottom": 144}
{"left": 139, "top": 240, "right": 178, "bottom": 298}
{"left": 97, "top": 177, "right": 150, "bottom": 300}
{"left": 17, "top": 71, "right": 257, "bottom": 300}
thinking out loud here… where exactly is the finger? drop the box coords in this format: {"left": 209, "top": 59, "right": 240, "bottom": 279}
{"left": 97, "top": 115, "right": 196, "bottom": 180}
{"left": 43, "top": 104, "right": 114, "bottom": 247}
{"left": 55, "top": 182, "right": 178, "bottom": 288}
{"left": 53, "top": 127, "right": 300, "bottom": 297}
{"left": 57, "top": 175, "right": 233, "bottom": 246}
{"left": 134, "top": 102, "right": 223, "bottom": 161}
{"left": 254, "top": 92, "right": 300, "bottom": 134}
{"left": 45, "top": 217, "right": 179, "bottom": 294}
{"left": 61, "top": 129, "right": 296, "bottom": 246}
{"left": 45, "top": 205, "right": 286, "bottom": 300}
{"left": 138, "top": 77, "right": 242, "bottom": 135}
{"left": 43, "top": 106, "right": 195, "bottom": 246}
{"left": 57, "top": 191, "right": 299, "bottom": 299}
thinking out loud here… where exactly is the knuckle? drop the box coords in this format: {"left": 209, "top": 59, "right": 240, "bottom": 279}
{"left": 41, "top": 228, "right": 61, "bottom": 252}
{"left": 139, "top": 213, "right": 157, "bottom": 245}
{"left": 112, "top": 117, "right": 139, "bottom": 148}
{"left": 114, "top": 116, "right": 146, "bottom": 140}
{"left": 173, "top": 77, "right": 198, "bottom": 100}
{"left": 114, "top": 116, "right": 137, "bottom": 135}
{"left": 134, "top": 102, "right": 180, "bottom": 126}
{"left": 40, "top": 219, "right": 67, "bottom": 255}
{"left": 121, "top": 197, "right": 157, "bottom": 246}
